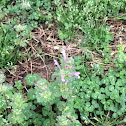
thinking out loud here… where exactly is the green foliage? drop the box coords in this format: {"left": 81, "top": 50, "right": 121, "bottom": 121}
{"left": 0, "top": 115, "right": 11, "bottom": 126}
{"left": 14, "top": 80, "right": 24, "bottom": 91}
{"left": 73, "top": 54, "right": 126, "bottom": 125}
{"left": 0, "top": 50, "right": 125, "bottom": 125}
{"left": 54, "top": 0, "right": 125, "bottom": 51}
{"left": 0, "top": 0, "right": 126, "bottom": 125}
{"left": 58, "top": 30, "right": 68, "bottom": 40}
{"left": 0, "top": 23, "right": 21, "bottom": 69}
{"left": 25, "top": 73, "right": 40, "bottom": 86}
{"left": 0, "top": 51, "right": 82, "bottom": 126}
{"left": 0, "top": 78, "right": 43, "bottom": 125}
{"left": 0, "top": 73, "right": 5, "bottom": 84}
{"left": 0, "top": 0, "right": 53, "bottom": 69}
{"left": 55, "top": 99, "right": 82, "bottom": 126}
{"left": 56, "top": 114, "right": 81, "bottom": 126}
{"left": 35, "top": 78, "right": 52, "bottom": 105}
{"left": 8, "top": 93, "right": 29, "bottom": 124}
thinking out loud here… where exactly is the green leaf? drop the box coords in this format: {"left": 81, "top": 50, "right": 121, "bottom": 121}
{"left": 85, "top": 102, "right": 90, "bottom": 107}
{"left": 15, "top": 80, "right": 24, "bottom": 90}
{"left": 115, "top": 97, "right": 121, "bottom": 103}
{"left": 43, "top": 119, "right": 50, "bottom": 126}
{"left": 27, "top": 88, "right": 36, "bottom": 100}
{"left": 0, "top": 74, "right": 5, "bottom": 84}
{"left": 0, "top": 83, "right": 13, "bottom": 93}
{"left": 109, "top": 75, "right": 116, "bottom": 85}
{"left": 92, "top": 101, "right": 99, "bottom": 108}
{"left": 85, "top": 94, "right": 90, "bottom": 99}
{"left": 57, "top": 101, "right": 66, "bottom": 111}
{"left": 91, "top": 93, "right": 97, "bottom": 99}
{"left": 58, "top": 30, "right": 64, "bottom": 39}
{"left": 112, "top": 113, "right": 118, "bottom": 118}
{"left": 25, "top": 74, "right": 34, "bottom": 86}
{"left": 98, "top": 94, "right": 105, "bottom": 100}
{"left": 117, "top": 53, "right": 124, "bottom": 63}
{"left": 109, "top": 85, "right": 114, "bottom": 91}
{"left": 20, "top": 41, "right": 27, "bottom": 47}
{"left": 33, "top": 73, "right": 40, "bottom": 81}
{"left": 100, "top": 88, "right": 105, "bottom": 93}
{"left": 74, "top": 102, "right": 81, "bottom": 109}
{"left": 5, "top": 91, "right": 13, "bottom": 99}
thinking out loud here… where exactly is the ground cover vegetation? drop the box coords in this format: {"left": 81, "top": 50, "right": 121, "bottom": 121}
{"left": 0, "top": 0, "right": 126, "bottom": 125}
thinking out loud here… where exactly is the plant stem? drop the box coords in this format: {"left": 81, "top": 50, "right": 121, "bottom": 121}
{"left": 54, "top": 108, "right": 59, "bottom": 126}
{"left": 54, "top": 98, "right": 69, "bottom": 126}
{"left": 61, "top": 0, "right": 64, "bottom": 6}
{"left": 20, "top": 31, "right": 22, "bottom": 42}
{"left": 60, "top": 98, "right": 68, "bottom": 116}
{"left": 21, "top": 9, "right": 25, "bottom": 25}
{"left": 48, "top": 102, "right": 53, "bottom": 126}
{"left": 3, "top": 93, "right": 8, "bottom": 106}
{"left": 3, "top": 92, "right": 10, "bottom": 114}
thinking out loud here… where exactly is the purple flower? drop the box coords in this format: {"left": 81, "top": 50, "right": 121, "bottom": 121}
{"left": 65, "top": 65, "right": 68, "bottom": 68}
{"left": 61, "top": 49, "right": 67, "bottom": 62}
{"left": 71, "top": 72, "right": 80, "bottom": 79}
{"left": 65, "top": 80, "right": 68, "bottom": 84}
{"left": 61, "top": 74, "right": 65, "bottom": 82}
{"left": 26, "top": 2, "right": 31, "bottom": 7}
{"left": 41, "top": 86, "right": 48, "bottom": 90}
{"left": 54, "top": 60, "right": 61, "bottom": 70}
{"left": 71, "top": 67, "right": 74, "bottom": 69}
{"left": 69, "top": 57, "right": 73, "bottom": 64}
{"left": 22, "top": 0, "right": 31, "bottom": 9}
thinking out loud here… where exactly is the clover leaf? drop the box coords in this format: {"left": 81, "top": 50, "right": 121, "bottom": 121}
{"left": 33, "top": 73, "right": 40, "bottom": 81}
{"left": 25, "top": 74, "right": 34, "bottom": 86}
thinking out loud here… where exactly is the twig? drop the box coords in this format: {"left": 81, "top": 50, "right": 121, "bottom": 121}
{"left": 6, "top": 68, "right": 17, "bottom": 77}
{"left": 31, "top": 60, "right": 32, "bottom": 74}
{"left": 28, "top": 43, "right": 49, "bottom": 80}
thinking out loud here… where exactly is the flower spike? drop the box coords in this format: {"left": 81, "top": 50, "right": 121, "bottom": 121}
{"left": 54, "top": 60, "right": 61, "bottom": 70}
{"left": 71, "top": 72, "right": 80, "bottom": 79}
{"left": 61, "top": 74, "right": 65, "bottom": 82}
{"left": 65, "top": 65, "right": 68, "bottom": 68}
{"left": 61, "top": 49, "right": 67, "bottom": 62}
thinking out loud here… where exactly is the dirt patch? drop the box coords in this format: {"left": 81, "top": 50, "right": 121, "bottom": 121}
{"left": 107, "top": 18, "right": 126, "bottom": 51}
{"left": 5, "top": 23, "right": 81, "bottom": 85}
